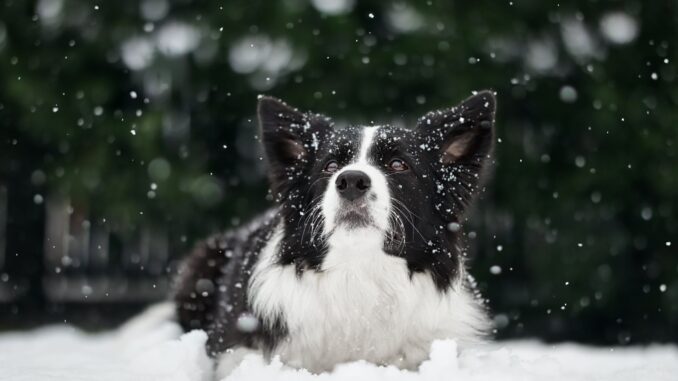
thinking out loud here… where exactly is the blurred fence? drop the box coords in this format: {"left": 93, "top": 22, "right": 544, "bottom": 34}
{"left": 0, "top": 182, "right": 173, "bottom": 312}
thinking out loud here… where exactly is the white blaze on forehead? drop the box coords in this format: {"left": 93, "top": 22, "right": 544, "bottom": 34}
{"left": 320, "top": 125, "right": 391, "bottom": 235}
{"left": 357, "top": 126, "right": 379, "bottom": 163}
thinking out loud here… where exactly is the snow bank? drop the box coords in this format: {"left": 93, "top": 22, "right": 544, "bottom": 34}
{"left": 0, "top": 304, "right": 212, "bottom": 381}
{"left": 0, "top": 313, "right": 676, "bottom": 381}
{"left": 224, "top": 340, "right": 678, "bottom": 381}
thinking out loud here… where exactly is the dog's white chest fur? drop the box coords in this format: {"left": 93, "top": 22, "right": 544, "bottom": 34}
{"left": 245, "top": 226, "right": 487, "bottom": 373}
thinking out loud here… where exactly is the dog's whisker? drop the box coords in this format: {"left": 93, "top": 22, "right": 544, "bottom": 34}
{"left": 389, "top": 200, "right": 427, "bottom": 243}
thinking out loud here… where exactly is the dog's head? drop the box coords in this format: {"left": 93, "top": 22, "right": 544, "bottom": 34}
{"left": 258, "top": 92, "right": 495, "bottom": 288}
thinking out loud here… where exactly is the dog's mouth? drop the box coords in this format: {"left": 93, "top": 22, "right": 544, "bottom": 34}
{"left": 335, "top": 201, "right": 372, "bottom": 228}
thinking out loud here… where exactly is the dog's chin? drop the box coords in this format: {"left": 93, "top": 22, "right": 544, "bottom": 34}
{"left": 334, "top": 202, "right": 373, "bottom": 229}
{"left": 336, "top": 211, "right": 371, "bottom": 228}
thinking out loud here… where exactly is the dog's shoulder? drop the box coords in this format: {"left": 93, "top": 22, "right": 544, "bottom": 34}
{"left": 173, "top": 209, "right": 280, "bottom": 354}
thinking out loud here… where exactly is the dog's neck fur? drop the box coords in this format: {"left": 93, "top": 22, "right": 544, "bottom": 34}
{"left": 247, "top": 223, "right": 487, "bottom": 373}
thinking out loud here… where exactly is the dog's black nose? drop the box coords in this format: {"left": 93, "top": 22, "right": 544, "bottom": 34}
{"left": 335, "top": 170, "right": 371, "bottom": 201}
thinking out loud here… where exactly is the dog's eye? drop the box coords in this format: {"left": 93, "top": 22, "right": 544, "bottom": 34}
{"left": 388, "top": 159, "right": 409, "bottom": 172}
{"left": 324, "top": 160, "right": 340, "bottom": 173}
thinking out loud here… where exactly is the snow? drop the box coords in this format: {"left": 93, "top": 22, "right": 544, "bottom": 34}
{"left": 36, "top": 0, "right": 63, "bottom": 27}
{"left": 121, "top": 37, "right": 155, "bottom": 71}
{"left": 560, "top": 17, "right": 600, "bottom": 61}
{"left": 0, "top": 313, "right": 676, "bottom": 381}
{"left": 140, "top": 0, "right": 170, "bottom": 22}
{"left": 0, "top": 324, "right": 211, "bottom": 381}
{"left": 310, "top": 0, "right": 355, "bottom": 16}
{"left": 559, "top": 85, "right": 578, "bottom": 103}
{"left": 525, "top": 37, "right": 558, "bottom": 73}
{"left": 155, "top": 22, "right": 201, "bottom": 57}
{"left": 600, "top": 12, "right": 639, "bottom": 45}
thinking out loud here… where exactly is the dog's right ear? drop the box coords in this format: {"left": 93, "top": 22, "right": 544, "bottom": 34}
{"left": 258, "top": 96, "right": 332, "bottom": 192}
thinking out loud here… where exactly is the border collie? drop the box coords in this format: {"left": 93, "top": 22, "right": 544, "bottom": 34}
{"left": 174, "top": 91, "right": 496, "bottom": 373}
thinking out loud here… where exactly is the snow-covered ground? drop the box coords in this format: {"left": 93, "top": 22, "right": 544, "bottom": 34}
{"left": 0, "top": 311, "right": 676, "bottom": 381}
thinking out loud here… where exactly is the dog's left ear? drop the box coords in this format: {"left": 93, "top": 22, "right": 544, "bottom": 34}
{"left": 417, "top": 90, "right": 495, "bottom": 169}
{"left": 258, "top": 96, "right": 332, "bottom": 192}
{"left": 417, "top": 91, "right": 496, "bottom": 214}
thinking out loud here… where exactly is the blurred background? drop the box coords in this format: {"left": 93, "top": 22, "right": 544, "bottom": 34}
{"left": 0, "top": 0, "right": 676, "bottom": 344}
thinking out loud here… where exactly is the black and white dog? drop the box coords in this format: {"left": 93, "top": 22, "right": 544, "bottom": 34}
{"left": 174, "top": 91, "right": 496, "bottom": 373}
